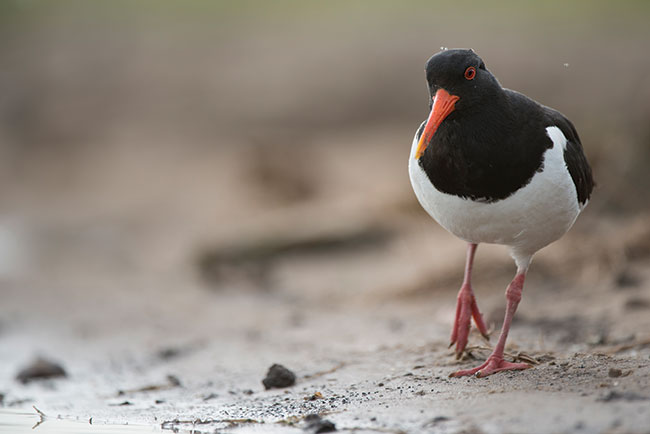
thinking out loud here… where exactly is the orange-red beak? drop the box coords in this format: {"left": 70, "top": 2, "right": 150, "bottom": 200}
{"left": 414, "top": 88, "right": 460, "bottom": 159}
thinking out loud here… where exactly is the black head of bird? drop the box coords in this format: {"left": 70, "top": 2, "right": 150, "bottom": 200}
{"left": 416, "top": 49, "right": 504, "bottom": 159}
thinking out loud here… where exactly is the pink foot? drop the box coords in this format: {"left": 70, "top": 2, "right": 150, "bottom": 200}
{"left": 450, "top": 284, "right": 489, "bottom": 358}
{"left": 449, "top": 355, "right": 532, "bottom": 378}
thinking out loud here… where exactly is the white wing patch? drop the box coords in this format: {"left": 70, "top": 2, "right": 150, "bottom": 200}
{"left": 546, "top": 125, "right": 568, "bottom": 151}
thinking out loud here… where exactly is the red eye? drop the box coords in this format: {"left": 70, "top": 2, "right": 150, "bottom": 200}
{"left": 464, "top": 66, "right": 476, "bottom": 80}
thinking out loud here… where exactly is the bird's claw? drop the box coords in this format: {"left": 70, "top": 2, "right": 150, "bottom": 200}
{"left": 450, "top": 284, "right": 488, "bottom": 357}
{"left": 449, "top": 355, "right": 532, "bottom": 378}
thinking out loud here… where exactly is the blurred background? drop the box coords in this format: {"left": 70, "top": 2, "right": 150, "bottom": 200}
{"left": 1, "top": 0, "right": 650, "bottom": 427}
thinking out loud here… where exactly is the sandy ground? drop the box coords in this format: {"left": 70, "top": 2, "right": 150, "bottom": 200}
{"left": 1, "top": 127, "right": 650, "bottom": 434}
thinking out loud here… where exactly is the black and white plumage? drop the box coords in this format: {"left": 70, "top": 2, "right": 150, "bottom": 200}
{"left": 408, "top": 49, "right": 594, "bottom": 378}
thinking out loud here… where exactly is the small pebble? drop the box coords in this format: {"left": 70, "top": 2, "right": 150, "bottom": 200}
{"left": 608, "top": 368, "right": 622, "bottom": 378}
{"left": 166, "top": 375, "right": 181, "bottom": 387}
{"left": 262, "top": 364, "right": 296, "bottom": 390}
{"left": 624, "top": 297, "right": 650, "bottom": 310}
{"left": 304, "top": 414, "right": 336, "bottom": 433}
{"left": 15, "top": 357, "right": 67, "bottom": 384}
{"left": 203, "top": 393, "right": 218, "bottom": 401}
{"left": 305, "top": 391, "right": 323, "bottom": 401}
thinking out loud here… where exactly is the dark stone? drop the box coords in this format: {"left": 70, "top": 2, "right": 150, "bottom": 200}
{"left": 608, "top": 368, "right": 623, "bottom": 378}
{"left": 425, "top": 415, "right": 451, "bottom": 427}
{"left": 624, "top": 297, "right": 650, "bottom": 310}
{"left": 304, "top": 414, "right": 336, "bottom": 433}
{"left": 15, "top": 357, "right": 67, "bottom": 384}
{"left": 262, "top": 364, "right": 296, "bottom": 390}
{"left": 166, "top": 375, "right": 182, "bottom": 387}
{"left": 614, "top": 270, "right": 641, "bottom": 288}
{"left": 597, "top": 391, "right": 649, "bottom": 402}
{"left": 108, "top": 400, "right": 133, "bottom": 406}
{"left": 203, "top": 393, "right": 218, "bottom": 401}
{"left": 157, "top": 347, "right": 181, "bottom": 360}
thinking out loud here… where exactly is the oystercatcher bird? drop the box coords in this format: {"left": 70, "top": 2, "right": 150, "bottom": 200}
{"left": 409, "top": 49, "right": 594, "bottom": 377}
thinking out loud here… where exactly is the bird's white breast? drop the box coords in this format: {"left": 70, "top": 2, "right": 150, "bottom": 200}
{"left": 409, "top": 126, "right": 582, "bottom": 265}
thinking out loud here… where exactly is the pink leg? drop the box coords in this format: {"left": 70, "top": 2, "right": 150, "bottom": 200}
{"left": 450, "top": 272, "right": 532, "bottom": 378}
{"left": 450, "top": 243, "right": 489, "bottom": 358}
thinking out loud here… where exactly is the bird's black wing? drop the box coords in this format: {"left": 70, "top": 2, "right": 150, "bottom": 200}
{"left": 545, "top": 108, "right": 594, "bottom": 205}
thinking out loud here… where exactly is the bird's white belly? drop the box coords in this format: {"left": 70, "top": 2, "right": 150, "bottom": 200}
{"left": 408, "top": 126, "right": 582, "bottom": 258}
